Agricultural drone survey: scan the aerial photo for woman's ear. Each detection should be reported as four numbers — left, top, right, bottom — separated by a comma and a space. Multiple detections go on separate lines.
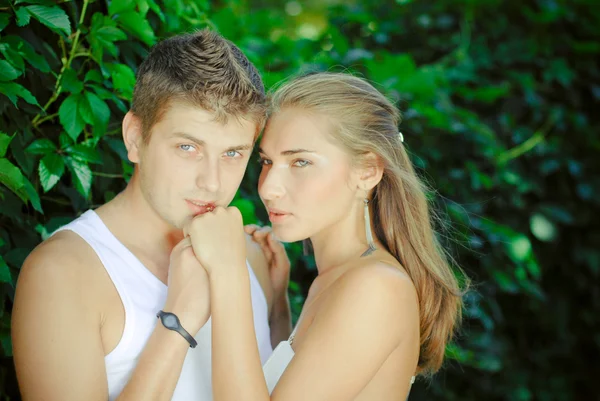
122, 111, 144, 164
355, 152, 384, 192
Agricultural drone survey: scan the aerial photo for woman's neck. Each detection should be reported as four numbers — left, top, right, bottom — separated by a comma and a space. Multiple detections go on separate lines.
309, 198, 374, 276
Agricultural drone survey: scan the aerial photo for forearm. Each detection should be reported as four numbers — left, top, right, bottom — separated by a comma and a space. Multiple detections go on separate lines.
115, 324, 190, 401
211, 270, 270, 401
269, 295, 292, 348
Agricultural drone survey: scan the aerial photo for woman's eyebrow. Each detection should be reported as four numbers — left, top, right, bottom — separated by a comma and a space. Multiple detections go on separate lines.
258, 147, 315, 155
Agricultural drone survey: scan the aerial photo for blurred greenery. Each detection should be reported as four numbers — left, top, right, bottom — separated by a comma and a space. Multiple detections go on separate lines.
1, 0, 598, 399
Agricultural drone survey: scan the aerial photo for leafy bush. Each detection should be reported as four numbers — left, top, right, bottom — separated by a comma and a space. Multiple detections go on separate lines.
1, 0, 598, 400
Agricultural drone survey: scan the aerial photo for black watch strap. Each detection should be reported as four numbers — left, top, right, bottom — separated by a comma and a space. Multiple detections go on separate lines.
156, 310, 198, 348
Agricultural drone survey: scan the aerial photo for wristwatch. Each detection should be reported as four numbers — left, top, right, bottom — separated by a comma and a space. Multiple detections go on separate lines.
156, 310, 198, 348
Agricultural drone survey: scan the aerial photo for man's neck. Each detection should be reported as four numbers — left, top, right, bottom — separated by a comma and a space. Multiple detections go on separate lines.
95, 175, 183, 270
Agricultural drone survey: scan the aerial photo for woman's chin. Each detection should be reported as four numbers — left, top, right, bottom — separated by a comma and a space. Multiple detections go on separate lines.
271, 227, 308, 244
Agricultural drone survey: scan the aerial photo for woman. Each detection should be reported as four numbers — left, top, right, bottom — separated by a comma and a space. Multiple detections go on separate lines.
186, 72, 464, 400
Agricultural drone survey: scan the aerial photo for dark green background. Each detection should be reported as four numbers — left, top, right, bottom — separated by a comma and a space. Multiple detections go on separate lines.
0, 0, 598, 399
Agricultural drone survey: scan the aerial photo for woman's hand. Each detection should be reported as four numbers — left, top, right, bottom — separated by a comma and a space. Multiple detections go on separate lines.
184, 206, 247, 278
244, 224, 291, 302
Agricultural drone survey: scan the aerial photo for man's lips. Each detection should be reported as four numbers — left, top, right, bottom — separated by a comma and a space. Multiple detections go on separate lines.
186, 200, 216, 215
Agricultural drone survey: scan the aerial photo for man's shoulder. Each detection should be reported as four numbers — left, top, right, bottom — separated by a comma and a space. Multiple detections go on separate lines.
20, 230, 101, 284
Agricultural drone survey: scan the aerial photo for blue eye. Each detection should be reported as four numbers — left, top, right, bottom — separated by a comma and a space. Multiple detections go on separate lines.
292, 159, 310, 167
179, 144, 195, 152
225, 150, 241, 158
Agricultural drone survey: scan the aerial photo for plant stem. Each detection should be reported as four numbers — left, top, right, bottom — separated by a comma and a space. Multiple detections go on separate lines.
30, 0, 91, 127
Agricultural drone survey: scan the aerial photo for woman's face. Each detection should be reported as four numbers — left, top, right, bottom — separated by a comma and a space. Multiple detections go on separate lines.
258, 108, 359, 242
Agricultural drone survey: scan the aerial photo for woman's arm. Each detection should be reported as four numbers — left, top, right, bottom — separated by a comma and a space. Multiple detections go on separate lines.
210, 268, 271, 400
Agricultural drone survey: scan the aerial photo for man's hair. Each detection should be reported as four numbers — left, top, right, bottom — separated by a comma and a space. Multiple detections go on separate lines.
131, 29, 267, 140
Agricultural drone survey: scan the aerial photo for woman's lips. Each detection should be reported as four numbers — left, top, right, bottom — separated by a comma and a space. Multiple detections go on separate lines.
268, 208, 291, 223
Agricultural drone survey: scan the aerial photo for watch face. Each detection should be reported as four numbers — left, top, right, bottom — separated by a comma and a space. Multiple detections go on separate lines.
163, 314, 178, 328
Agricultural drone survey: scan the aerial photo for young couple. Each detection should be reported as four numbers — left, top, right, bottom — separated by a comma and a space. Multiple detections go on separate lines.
12, 29, 463, 400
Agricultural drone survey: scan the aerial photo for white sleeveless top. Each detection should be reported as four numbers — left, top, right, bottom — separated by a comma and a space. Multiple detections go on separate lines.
54, 210, 273, 401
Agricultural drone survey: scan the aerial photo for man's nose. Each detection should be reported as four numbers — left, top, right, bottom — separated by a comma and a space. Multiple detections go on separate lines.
197, 158, 220, 193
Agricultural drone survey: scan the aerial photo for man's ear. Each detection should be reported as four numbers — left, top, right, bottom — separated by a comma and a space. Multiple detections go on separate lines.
122, 111, 144, 164
355, 152, 384, 193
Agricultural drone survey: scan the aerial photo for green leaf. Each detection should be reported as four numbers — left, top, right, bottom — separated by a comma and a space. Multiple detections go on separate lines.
0, 60, 22, 81
78, 95, 94, 125
137, 0, 150, 17
117, 11, 156, 46
89, 13, 123, 61
85, 91, 110, 125
39, 153, 65, 192
109, 63, 136, 100
145, 0, 165, 22
59, 132, 73, 149
108, 0, 136, 16
0, 256, 11, 284
0, 158, 26, 202
65, 157, 92, 198
0, 81, 39, 107
230, 198, 258, 225
0, 132, 14, 158
84, 69, 103, 83
60, 68, 83, 94
65, 143, 102, 164
22, 174, 42, 213
25, 5, 71, 36
15, 7, 31, 26
508, 235, 532, 262
2, 35, 50, 73
530, 213, 557, 242
58, 94, 85, 141
0, 45, 25, 71
97, 26, 128, 42
0, 13, 10, 32
26, 138, 57, 155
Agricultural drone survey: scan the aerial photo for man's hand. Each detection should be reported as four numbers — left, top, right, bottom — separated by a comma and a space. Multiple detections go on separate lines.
163, 236, 210, 335
244, 224, 291, 303
183, 206, 247, 277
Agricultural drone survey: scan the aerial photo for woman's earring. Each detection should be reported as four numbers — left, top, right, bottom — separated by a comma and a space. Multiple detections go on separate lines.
361, 198, 377, 257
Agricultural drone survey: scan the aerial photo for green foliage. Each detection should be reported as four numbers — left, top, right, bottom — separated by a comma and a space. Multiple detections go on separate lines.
0, 0, 598, 399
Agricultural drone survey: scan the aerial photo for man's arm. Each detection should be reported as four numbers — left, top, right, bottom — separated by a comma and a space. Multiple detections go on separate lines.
12, 233, 207, 401
12, 237, 110, 401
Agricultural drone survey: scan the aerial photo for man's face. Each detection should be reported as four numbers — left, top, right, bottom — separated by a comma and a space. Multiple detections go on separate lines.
130, 100, 257, 229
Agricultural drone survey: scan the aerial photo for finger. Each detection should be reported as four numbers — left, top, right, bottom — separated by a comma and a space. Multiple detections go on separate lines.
244, 224, 260, 235
268, 233, 289, 266
172, 236, 192, 254
258, 240, 274, 265
252, 227, 272, 243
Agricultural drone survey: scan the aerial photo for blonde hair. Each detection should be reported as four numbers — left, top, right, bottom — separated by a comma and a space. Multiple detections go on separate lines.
269, 72, 465, 375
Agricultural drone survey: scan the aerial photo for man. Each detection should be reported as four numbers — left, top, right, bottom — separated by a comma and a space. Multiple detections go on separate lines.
12, 29, 291, 401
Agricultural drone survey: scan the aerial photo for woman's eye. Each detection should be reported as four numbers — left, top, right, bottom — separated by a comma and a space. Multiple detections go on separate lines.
225, 150, 241, 158
179, 144, 195, 152
292, 159, 310, 167
258, 157, 272, 166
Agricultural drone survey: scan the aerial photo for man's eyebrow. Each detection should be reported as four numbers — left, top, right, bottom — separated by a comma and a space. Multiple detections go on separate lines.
171, 133, 252, 151
226, 143, 254, 151
170, 132, 205, 146
258, 147, 315, 155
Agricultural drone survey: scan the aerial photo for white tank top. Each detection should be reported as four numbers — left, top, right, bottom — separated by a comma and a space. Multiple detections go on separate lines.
54, 210, 273, 400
